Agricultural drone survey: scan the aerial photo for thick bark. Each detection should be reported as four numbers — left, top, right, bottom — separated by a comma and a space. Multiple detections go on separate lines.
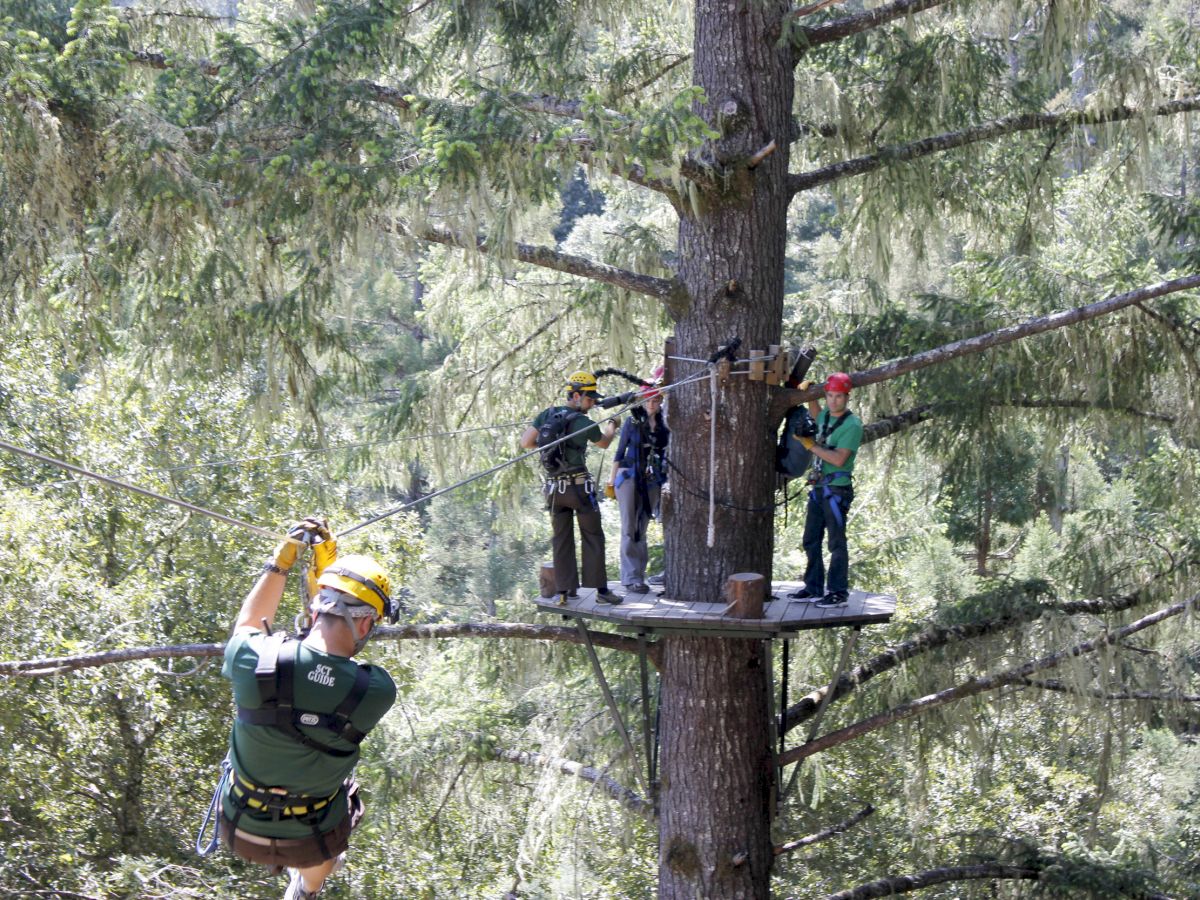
657, 0, 795, 896
659, 638, 774, 899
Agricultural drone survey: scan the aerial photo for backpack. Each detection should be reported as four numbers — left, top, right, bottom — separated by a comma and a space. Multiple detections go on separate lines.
536, 408, 584, 476
775, 406, 816, 478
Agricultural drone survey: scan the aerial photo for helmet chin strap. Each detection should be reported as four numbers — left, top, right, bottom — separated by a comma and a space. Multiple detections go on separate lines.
311, 588, 377, 653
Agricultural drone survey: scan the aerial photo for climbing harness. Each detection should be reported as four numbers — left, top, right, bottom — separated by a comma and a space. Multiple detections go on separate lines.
235, 632, 372, 758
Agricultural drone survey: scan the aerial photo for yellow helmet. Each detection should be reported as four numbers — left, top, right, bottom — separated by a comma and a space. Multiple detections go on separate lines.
316, 554, 392, 620
566, 371, 598, 394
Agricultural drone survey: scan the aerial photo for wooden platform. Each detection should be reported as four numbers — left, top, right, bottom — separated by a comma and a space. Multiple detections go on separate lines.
531, 581, 896, 637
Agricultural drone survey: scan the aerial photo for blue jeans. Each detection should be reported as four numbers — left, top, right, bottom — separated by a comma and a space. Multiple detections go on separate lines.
801, 483, 854, 595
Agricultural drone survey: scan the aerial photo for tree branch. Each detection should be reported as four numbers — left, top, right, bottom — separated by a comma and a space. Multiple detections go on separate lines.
406, 222, 689, 314
779, 591, 1199, 767
821, 863, 1041, 899
0, 622, 656, 678
772, 273, 1200, 409
1002, 398, 1175, 424
774, 805, 874, 857
861, 404, 933, 443
490, 748, 653, 817
129, 52, 691, 196
788, 98, 1200, 195
790, 0, 957, 54
782, 580, 1171, 733
1015, 678, 1200, 704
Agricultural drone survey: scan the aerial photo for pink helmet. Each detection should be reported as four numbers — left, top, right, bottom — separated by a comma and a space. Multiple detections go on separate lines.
825, 372, 852, 394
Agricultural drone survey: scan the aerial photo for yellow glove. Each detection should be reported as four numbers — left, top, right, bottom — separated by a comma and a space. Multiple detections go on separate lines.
270, 516, 334, 573
604, 483, 616, 500
798, 380, 812, 391
799, 436, 816, 451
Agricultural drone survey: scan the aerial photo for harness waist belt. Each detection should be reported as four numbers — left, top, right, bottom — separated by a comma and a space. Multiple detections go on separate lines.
548, 472, 591, 484
231, 771, 340, 819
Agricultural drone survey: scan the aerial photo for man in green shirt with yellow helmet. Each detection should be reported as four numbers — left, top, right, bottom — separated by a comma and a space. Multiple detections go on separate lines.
219, 517, 397, 900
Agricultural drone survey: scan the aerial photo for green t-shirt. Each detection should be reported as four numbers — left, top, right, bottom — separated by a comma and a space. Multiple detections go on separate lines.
221, 629, 396, 837
532, 405, 603, 472
816, 409, 863, 485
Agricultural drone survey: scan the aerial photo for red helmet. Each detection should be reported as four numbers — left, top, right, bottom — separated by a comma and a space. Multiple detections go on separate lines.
639, 384, 662, 401
825, 372, 852, 394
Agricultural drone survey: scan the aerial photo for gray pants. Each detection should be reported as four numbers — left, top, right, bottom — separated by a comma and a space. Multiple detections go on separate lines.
547, 478, 607, 593
615, 471, 660, 587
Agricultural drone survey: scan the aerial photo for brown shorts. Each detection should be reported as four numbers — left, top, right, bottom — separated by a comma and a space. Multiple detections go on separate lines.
220, 780, 365, 870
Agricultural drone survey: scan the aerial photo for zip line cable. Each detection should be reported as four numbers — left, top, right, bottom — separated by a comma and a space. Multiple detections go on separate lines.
0, 438, 289, 543
336, 368, 716, 537
161, 420, 531, 473
0, 365, 727, 545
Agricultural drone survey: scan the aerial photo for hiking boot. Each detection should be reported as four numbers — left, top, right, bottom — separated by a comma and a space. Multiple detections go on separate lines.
815, 591, 849, 608
625, 583, 651, 594
283, 870, 320, 900
597, 588, 622, 604
788, 586, 823, 600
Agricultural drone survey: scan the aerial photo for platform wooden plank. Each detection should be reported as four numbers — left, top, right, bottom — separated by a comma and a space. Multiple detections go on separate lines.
532, 580, 896, 635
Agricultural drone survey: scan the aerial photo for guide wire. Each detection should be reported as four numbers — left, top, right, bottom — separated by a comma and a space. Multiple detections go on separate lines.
0, 438, 293, 544
336, 369, 715, 538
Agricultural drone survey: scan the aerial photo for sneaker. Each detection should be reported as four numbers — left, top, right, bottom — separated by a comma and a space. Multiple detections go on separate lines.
597, 589, 622, 605
283, 870, 320, 900
788, 587, 823, 600
647, 573, 665, 586
815, 591, 849, 608
625, 583, 651, 594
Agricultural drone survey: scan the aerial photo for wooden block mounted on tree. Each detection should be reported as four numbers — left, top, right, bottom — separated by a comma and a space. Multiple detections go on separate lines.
722, 573, 766, 619
539, 563, 557, 599
748, 349, 766, 381
768, 348, 787, 386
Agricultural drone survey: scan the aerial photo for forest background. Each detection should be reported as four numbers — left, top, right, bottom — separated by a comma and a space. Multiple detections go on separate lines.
0, 0, 1198, 898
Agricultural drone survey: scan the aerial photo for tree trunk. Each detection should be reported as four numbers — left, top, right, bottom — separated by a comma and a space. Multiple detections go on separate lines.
659, 638, 774, 899
658, 0, 793, 896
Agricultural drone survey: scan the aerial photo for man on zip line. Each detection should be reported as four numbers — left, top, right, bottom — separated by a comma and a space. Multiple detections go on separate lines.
219, 517, 398, 900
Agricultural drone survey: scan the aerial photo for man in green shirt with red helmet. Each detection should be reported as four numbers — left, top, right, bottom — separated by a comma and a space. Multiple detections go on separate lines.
792, 372, 863, 607
219, 516, 397, 900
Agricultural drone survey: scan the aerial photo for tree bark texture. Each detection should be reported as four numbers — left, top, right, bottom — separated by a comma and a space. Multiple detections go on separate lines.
659, 637, 774, 899
658, 1, 794, 896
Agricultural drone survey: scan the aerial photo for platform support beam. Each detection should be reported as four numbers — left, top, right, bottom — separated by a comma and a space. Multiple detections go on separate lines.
638, 632, 658, 802
575, 619, 648, 796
